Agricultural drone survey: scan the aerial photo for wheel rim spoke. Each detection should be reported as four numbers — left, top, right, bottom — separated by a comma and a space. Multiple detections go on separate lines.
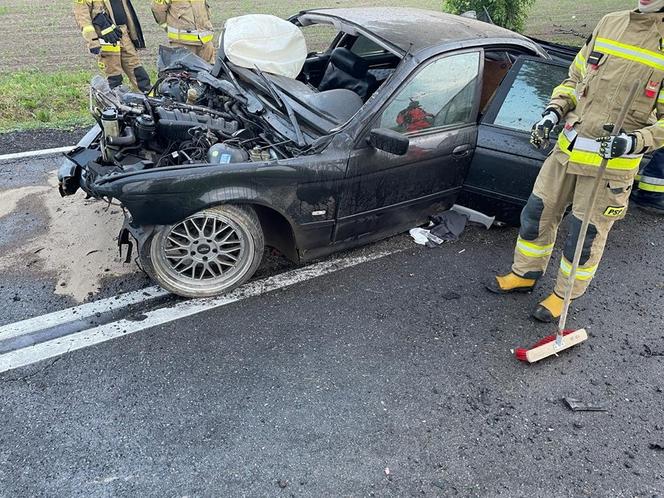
161, 213, 248, 283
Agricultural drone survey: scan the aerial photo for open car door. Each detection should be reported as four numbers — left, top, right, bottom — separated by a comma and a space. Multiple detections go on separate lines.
457, 56, 570, 225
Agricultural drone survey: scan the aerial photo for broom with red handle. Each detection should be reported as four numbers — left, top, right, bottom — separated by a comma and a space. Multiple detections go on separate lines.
515, 81, 641, 363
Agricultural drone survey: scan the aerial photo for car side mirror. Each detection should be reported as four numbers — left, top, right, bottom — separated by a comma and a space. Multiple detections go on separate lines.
368, 128, 409, 156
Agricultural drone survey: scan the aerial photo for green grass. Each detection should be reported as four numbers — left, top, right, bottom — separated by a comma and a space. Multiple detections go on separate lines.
0, 0, 630, 133
0, 71, 95, 133
0, 67, 160, 133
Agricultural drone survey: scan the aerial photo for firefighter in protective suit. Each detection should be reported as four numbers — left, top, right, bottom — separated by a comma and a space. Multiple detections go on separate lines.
73, 0, 151, 92
488, 1, 664, 322
151, 0, 215, 63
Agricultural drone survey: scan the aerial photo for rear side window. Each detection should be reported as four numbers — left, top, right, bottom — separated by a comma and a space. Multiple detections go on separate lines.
351, 35, 389, 57
492, 59, 569, 132
379, 51, 480, 134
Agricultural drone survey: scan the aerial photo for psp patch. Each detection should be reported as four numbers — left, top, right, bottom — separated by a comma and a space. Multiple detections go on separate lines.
603, 206, 625, 217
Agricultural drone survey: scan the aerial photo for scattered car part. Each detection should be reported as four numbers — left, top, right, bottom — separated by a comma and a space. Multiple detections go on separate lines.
563, 398, 608, 412
450, 205, 495, 229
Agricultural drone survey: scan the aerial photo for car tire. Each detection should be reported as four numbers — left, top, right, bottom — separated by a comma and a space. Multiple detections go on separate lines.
140, 204, 264, 298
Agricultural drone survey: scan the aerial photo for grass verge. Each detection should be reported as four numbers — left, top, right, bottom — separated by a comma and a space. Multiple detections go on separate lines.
0, 70, 95, 133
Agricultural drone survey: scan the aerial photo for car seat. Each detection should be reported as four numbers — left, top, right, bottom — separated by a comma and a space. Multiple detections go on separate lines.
318, 47, 377, 100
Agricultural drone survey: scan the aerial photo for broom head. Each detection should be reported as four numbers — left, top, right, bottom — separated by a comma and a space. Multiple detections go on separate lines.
515, 329, 588, 363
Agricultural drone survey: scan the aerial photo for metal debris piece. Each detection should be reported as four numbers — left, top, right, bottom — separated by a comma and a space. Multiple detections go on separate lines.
563, 397, 608, 412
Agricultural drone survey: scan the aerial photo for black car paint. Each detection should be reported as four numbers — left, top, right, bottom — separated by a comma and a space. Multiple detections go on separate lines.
60, 10, 571, 264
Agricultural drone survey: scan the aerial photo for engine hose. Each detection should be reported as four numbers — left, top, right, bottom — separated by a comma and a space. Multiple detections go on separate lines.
107, 125, 136, 146
149, 94, 231, 119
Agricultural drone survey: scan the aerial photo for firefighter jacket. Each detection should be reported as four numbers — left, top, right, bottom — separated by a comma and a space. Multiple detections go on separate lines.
74, 0, 146, 52
151, 0, 214, 46
549, 10, 664, 180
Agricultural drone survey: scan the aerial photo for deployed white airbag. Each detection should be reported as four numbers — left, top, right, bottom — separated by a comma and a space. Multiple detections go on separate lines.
223, 14, 307, 79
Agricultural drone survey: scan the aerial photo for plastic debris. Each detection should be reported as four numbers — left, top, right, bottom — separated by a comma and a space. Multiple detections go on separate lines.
409, 227, 443, 247
451, 204, 495, 229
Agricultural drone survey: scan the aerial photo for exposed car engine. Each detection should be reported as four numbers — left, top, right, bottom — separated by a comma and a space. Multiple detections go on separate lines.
88, 68, 296, 174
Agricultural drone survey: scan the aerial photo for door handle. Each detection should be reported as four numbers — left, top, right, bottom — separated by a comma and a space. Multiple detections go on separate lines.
453, 144, 472, 157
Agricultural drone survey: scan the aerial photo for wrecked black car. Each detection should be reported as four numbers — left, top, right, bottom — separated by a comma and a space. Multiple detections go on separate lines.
59, 7, 576, 298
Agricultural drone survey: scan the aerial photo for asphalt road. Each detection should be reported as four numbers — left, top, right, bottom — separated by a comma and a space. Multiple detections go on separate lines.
0, 152, 663, 496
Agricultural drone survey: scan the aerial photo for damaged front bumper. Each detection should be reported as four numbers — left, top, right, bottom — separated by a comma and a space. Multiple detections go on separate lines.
57, 125, 105, 197
57, 124, 150, 263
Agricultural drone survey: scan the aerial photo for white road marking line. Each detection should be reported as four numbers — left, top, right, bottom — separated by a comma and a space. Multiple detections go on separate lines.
0, 146, 73, 162
0, 286, 168, 341
0, 250, 396, 374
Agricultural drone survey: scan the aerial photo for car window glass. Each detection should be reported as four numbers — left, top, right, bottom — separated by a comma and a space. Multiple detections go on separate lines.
351, 35, 388, 57
379, 51, 480, 134
493, 59, 569, 132
300, 24, 340, 53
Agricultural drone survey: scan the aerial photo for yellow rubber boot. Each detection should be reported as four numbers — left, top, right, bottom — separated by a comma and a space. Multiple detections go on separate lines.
486, 272, 537, 294
532, 293, 565, 323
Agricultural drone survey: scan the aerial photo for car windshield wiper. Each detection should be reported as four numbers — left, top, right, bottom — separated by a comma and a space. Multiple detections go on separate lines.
252, 66, 306, 147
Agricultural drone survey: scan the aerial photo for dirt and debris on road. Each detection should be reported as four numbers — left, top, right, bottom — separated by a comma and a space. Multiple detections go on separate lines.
0, 161, 136, 304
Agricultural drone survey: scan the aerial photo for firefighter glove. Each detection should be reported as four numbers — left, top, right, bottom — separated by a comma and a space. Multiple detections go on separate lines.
596, 130, 636, 159
89, 46, 101, 55
92, 12, 123, 44
530, 109, 560, 149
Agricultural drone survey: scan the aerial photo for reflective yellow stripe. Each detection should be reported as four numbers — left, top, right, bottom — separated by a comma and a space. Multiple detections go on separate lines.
639, 181, 664, 192
167, 28, 213, 43
560, 259, 598, 281
100, 25, 117, 36
638, 175, 664, 192
657, 119, 664, 129
574, 52, 587, 77
553, 84, 578, 106
82, 25, 96, 34
516, 237, 554, 258
558, 133, 642, 171
658, 89, 664, 105
595, 37, 664, 71
570, 149, 641, 170
100, 44, 121, 53
635, 174, 642, 182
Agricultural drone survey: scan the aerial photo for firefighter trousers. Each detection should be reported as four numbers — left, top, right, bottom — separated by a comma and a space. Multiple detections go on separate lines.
633, 148, 664, 212
168, 40, 216, 64
511, 147, 632, 299
97, 26, 151, 92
